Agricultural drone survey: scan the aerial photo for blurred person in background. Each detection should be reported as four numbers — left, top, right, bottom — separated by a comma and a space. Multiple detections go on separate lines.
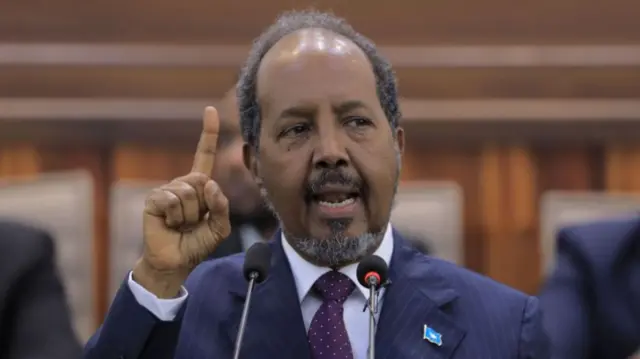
0, 220, 82, 359
539, 215, 640, 359
202, 86, 279, 258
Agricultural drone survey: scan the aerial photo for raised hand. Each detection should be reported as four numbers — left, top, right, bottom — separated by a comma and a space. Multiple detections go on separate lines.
133, 107, 231, 297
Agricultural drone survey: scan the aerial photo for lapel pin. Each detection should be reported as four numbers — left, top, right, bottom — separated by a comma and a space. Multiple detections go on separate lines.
423, 325, 443, 346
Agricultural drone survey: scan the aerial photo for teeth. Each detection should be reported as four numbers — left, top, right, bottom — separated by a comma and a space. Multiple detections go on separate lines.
318, 198, 355, 208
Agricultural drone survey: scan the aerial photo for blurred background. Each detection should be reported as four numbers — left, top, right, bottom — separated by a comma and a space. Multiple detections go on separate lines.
1, 0, 640, 345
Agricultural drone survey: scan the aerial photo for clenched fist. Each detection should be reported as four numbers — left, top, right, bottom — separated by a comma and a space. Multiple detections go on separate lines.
133, 107, 232, 298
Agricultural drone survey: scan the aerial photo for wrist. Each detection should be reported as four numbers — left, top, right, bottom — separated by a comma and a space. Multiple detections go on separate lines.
132, 258, 188, 299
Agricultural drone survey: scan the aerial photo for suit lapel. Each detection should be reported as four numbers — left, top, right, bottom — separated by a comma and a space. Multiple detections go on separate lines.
226, 231, 310, 359
376, 231, 466, 359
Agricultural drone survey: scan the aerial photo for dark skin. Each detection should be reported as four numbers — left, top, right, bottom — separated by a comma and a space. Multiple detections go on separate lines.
244, 29, 404, 267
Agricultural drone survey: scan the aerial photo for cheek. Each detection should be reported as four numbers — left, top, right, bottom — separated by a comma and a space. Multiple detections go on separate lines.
259, 155, 306, 206
358, 149, 398, 200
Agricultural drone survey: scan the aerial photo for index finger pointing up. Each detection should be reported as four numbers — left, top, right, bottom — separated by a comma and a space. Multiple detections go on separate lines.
192, 106, 220, 175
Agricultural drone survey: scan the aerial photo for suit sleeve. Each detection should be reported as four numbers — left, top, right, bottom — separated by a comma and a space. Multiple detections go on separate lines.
538, 230, 592, 359
518, 296, 550, 359
7, 232, 83, 359
83, 277, 184, 359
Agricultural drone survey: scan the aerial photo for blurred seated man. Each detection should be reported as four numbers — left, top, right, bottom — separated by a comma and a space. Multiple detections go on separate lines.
206, 87, 278, 258
539, 215, 640, 359
0, 220, 82, 359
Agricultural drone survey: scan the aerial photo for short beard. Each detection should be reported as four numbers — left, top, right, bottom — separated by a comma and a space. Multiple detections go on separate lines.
285, 221, 385, 268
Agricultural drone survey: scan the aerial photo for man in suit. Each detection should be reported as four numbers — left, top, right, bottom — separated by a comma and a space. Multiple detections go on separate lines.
0, 220, 82, 359
539, 216, 640, 359
209, 87, 278, 258
84, 10, 549, 359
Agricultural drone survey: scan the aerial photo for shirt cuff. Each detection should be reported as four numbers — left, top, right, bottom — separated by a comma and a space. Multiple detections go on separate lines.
127, 271, 188, 321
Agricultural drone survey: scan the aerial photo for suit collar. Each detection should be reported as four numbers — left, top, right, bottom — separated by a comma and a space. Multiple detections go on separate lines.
375, 229, 466, 359
282, 223, 394, 302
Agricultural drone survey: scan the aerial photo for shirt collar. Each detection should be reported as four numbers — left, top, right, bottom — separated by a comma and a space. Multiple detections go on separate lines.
239, 225, 265, 250
281, 224, 394, 302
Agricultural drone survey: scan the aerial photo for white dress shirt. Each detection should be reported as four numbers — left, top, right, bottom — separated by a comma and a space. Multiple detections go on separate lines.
128, 224, 394, 359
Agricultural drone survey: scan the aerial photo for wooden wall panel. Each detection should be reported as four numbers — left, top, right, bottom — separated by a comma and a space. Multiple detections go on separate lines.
0, 144, 40, 177
112, 144, 194, 181
4, 66, 640, 99
605, 145, 640, 192
402, 146, 484, 273
1, 0, 639, 44
485, 147, 539, 293
401, 143, 609, 294
537, 147, 603, 191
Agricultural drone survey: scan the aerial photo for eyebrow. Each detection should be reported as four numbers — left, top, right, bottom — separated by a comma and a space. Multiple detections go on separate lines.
332, 100, 368, 115
277, 100, 370, 121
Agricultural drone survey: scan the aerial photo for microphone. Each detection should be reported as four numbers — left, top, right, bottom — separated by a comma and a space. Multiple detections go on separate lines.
232, 242, 272, 359
357, 255, 389, 359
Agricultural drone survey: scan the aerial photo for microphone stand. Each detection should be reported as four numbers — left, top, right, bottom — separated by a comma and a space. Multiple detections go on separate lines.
366, 276, 380, 359
232, 271, 258, 359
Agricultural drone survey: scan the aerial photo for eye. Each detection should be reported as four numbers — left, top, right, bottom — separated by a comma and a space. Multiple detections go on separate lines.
344, 116, 373, 128
281, 123, 311, 137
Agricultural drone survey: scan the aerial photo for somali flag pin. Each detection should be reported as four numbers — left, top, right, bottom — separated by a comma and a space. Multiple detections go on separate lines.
423, 325, 443, 346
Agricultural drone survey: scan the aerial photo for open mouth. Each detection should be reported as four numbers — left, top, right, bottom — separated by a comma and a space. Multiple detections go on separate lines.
308, 188, 362, 219
312, 192, 360, 208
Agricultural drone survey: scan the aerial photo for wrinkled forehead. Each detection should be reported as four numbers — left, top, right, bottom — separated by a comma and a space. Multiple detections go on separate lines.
255, 28, 379, 115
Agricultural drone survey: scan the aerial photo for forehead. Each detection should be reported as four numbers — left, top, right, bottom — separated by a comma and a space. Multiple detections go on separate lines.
256, 29, 379, 114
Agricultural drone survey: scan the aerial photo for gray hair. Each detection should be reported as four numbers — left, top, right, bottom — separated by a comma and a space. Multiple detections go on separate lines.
237, 9, 401, 149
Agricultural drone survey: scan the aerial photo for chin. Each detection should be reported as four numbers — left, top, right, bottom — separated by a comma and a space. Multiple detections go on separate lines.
310, 220, 363, 239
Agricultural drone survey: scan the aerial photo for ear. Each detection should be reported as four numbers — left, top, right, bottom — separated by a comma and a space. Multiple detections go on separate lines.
394, 127, 405, 154
243, 143, 262, 187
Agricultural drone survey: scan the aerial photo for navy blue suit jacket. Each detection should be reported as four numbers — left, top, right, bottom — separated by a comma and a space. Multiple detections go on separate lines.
539, 216, 640, 359
84, 230, 548, 358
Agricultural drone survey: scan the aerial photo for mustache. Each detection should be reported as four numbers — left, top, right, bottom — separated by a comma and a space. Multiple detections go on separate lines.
306, 169, 363, 194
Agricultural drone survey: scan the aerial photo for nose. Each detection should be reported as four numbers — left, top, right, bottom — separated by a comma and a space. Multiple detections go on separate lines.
312, 129, 349, 169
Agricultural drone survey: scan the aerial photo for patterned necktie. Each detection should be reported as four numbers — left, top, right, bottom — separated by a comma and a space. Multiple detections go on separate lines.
308, 271, 356, 359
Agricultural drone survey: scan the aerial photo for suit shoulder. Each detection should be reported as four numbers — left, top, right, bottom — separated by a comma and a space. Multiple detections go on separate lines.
0, 220, 53, 256
557, 215, 640, 267
425, 257, 532, 326
430, 257, 529, 301
185, 252, 246, 292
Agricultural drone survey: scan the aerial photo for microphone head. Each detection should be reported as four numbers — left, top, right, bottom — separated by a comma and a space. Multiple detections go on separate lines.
356, 255, 389, 288
242, 242, 272, 283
